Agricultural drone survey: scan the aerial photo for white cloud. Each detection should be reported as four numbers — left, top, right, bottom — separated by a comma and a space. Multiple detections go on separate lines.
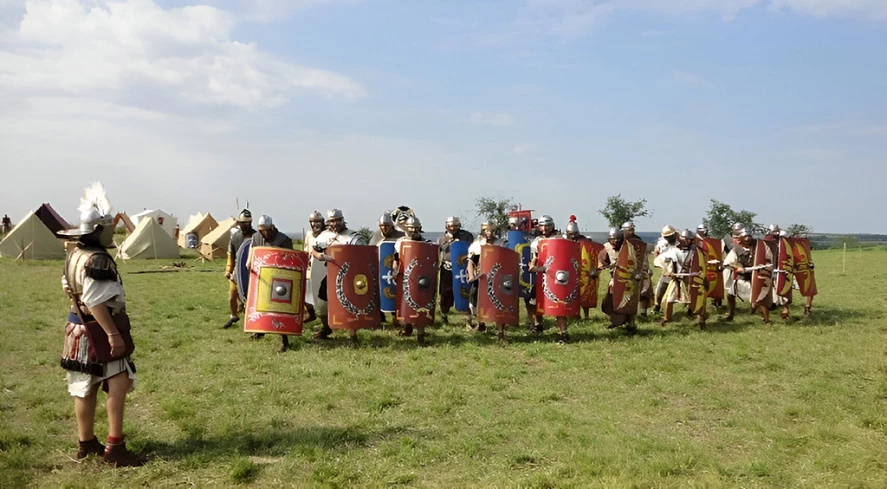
515, 0, 887, 41
209, 0, 358, 23
470, 111, 515, 126
671, 69, 713, 87
0, 0, 364, 110
855, 125, 887, 135
512, 143, 536, 154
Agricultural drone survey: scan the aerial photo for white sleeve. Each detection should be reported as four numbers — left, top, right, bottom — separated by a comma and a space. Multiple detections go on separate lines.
81, 275, 126, 311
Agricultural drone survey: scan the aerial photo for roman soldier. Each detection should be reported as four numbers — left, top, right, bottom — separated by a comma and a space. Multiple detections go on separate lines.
393, 216, 434, 346
58, 183, 145, 467
527, 214, 572, 342
723, 228, 772, 322
652, 225, 678, 313
370, 212, 404, 325
310, 209, 368, 343
249, 215, 295, 351
465, 221, 506, 334
599, 227, 635, 330
369, 212, 404, 246
304, 211, 325, 324
222, 209, 255, 329
563, 216, 602, 320
621, 221, 653, 318
764, 224, 792, 320
437, 216, 474, 325
659, 229, 707, 329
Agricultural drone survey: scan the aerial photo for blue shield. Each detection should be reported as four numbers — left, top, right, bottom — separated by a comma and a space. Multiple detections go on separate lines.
508, 230, 535, 298
378, 242, 397, 313
450, 240, 471, 312
235, 239, 252, 303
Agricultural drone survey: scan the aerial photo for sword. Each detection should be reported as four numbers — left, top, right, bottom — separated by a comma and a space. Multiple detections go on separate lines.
672, 272, 701, 277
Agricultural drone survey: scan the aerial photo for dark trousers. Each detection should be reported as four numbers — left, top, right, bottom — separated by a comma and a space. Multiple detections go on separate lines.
439, 268, 454, 314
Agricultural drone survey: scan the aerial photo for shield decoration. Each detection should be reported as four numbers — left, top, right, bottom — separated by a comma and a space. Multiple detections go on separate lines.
578, 239, 604, 308
750, 240, 772, 308
702, 238, 724, 300
789, 237, 817, 297
612, 239, 646, 315
774, 237, 794, 298
507, 230, 535, 298
244, 246, 308, 336
687, 246, 707, 315
235, 239, 252, 303
326, 244, 379, 330
450, 240, 471, 312
378, 242, 397, 312
396, 241, 439, 326
536, 238, 581, 317
477, 245, 520, 325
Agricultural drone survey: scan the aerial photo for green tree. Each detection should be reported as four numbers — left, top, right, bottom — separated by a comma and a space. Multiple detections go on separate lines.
355, 226, 373, 244
474, 196, 514, 235
786, 223, 814, 237
702, 200, 763, 238
598, 194, 651, 228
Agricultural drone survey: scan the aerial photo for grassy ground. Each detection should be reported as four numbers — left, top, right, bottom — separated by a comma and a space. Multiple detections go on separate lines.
1, 248, 885, 487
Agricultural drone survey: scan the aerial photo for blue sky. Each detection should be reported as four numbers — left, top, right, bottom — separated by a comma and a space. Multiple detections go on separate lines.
0, 0, 884, 234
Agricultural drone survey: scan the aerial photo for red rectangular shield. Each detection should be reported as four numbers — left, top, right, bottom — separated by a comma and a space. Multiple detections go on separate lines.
789, 237, 817, 297
578, 240, 604, 308
536, 238, 581, 318
702, 237, 724, 300
775, 237, 794, 299
244, 246, 308, 335
611, 239, 646, 315
327, 244, 380, 330
751, 241, 771, 308
477, 245, 520, 325
396, 241, 439, 326
688, 246, 707, 315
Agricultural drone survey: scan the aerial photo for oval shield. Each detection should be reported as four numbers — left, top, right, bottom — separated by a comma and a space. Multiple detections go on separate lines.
536, 237, 581, 317
451, 240, 471, 312
327, 244, 380, 330
477, 245, 521, 325
396, 240, 439, 326
235, 239, 252, 303
378, 242, 397, 312
244, 246, 308, 335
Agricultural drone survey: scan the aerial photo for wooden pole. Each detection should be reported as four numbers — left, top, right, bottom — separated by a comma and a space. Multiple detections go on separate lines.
842, 242, 846, 275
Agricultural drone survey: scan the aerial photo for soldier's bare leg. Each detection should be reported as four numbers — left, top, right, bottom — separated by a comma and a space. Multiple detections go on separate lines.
305, 303, 317, 323
556, 317, 568, 342
725, 295, 736, 321
661, 302, 674, 327
75, 385, 99, 442
223, 283, 239, 328
804, 295, 813, 316
313, 315, 332, 339
757, 304, 771, 324
105, 372, 133, 439
279, 335, 289, 352
349, 329, 358, 346
582, 306, 590, 319
416, 325, 427, 346
497, 323, 506, 341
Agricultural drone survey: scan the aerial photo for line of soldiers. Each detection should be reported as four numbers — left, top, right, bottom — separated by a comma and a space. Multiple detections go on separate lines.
223, 209, 818, 349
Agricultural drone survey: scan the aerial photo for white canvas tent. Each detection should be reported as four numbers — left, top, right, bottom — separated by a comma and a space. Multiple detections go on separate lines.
131, 209, 178, 238
178, 212, 218, 248
200, 217, 237, 260
118, 217, 180, 260
0, 211, 66, 260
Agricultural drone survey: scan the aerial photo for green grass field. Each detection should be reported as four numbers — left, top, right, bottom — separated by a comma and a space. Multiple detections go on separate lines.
1, 248, 886, 487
